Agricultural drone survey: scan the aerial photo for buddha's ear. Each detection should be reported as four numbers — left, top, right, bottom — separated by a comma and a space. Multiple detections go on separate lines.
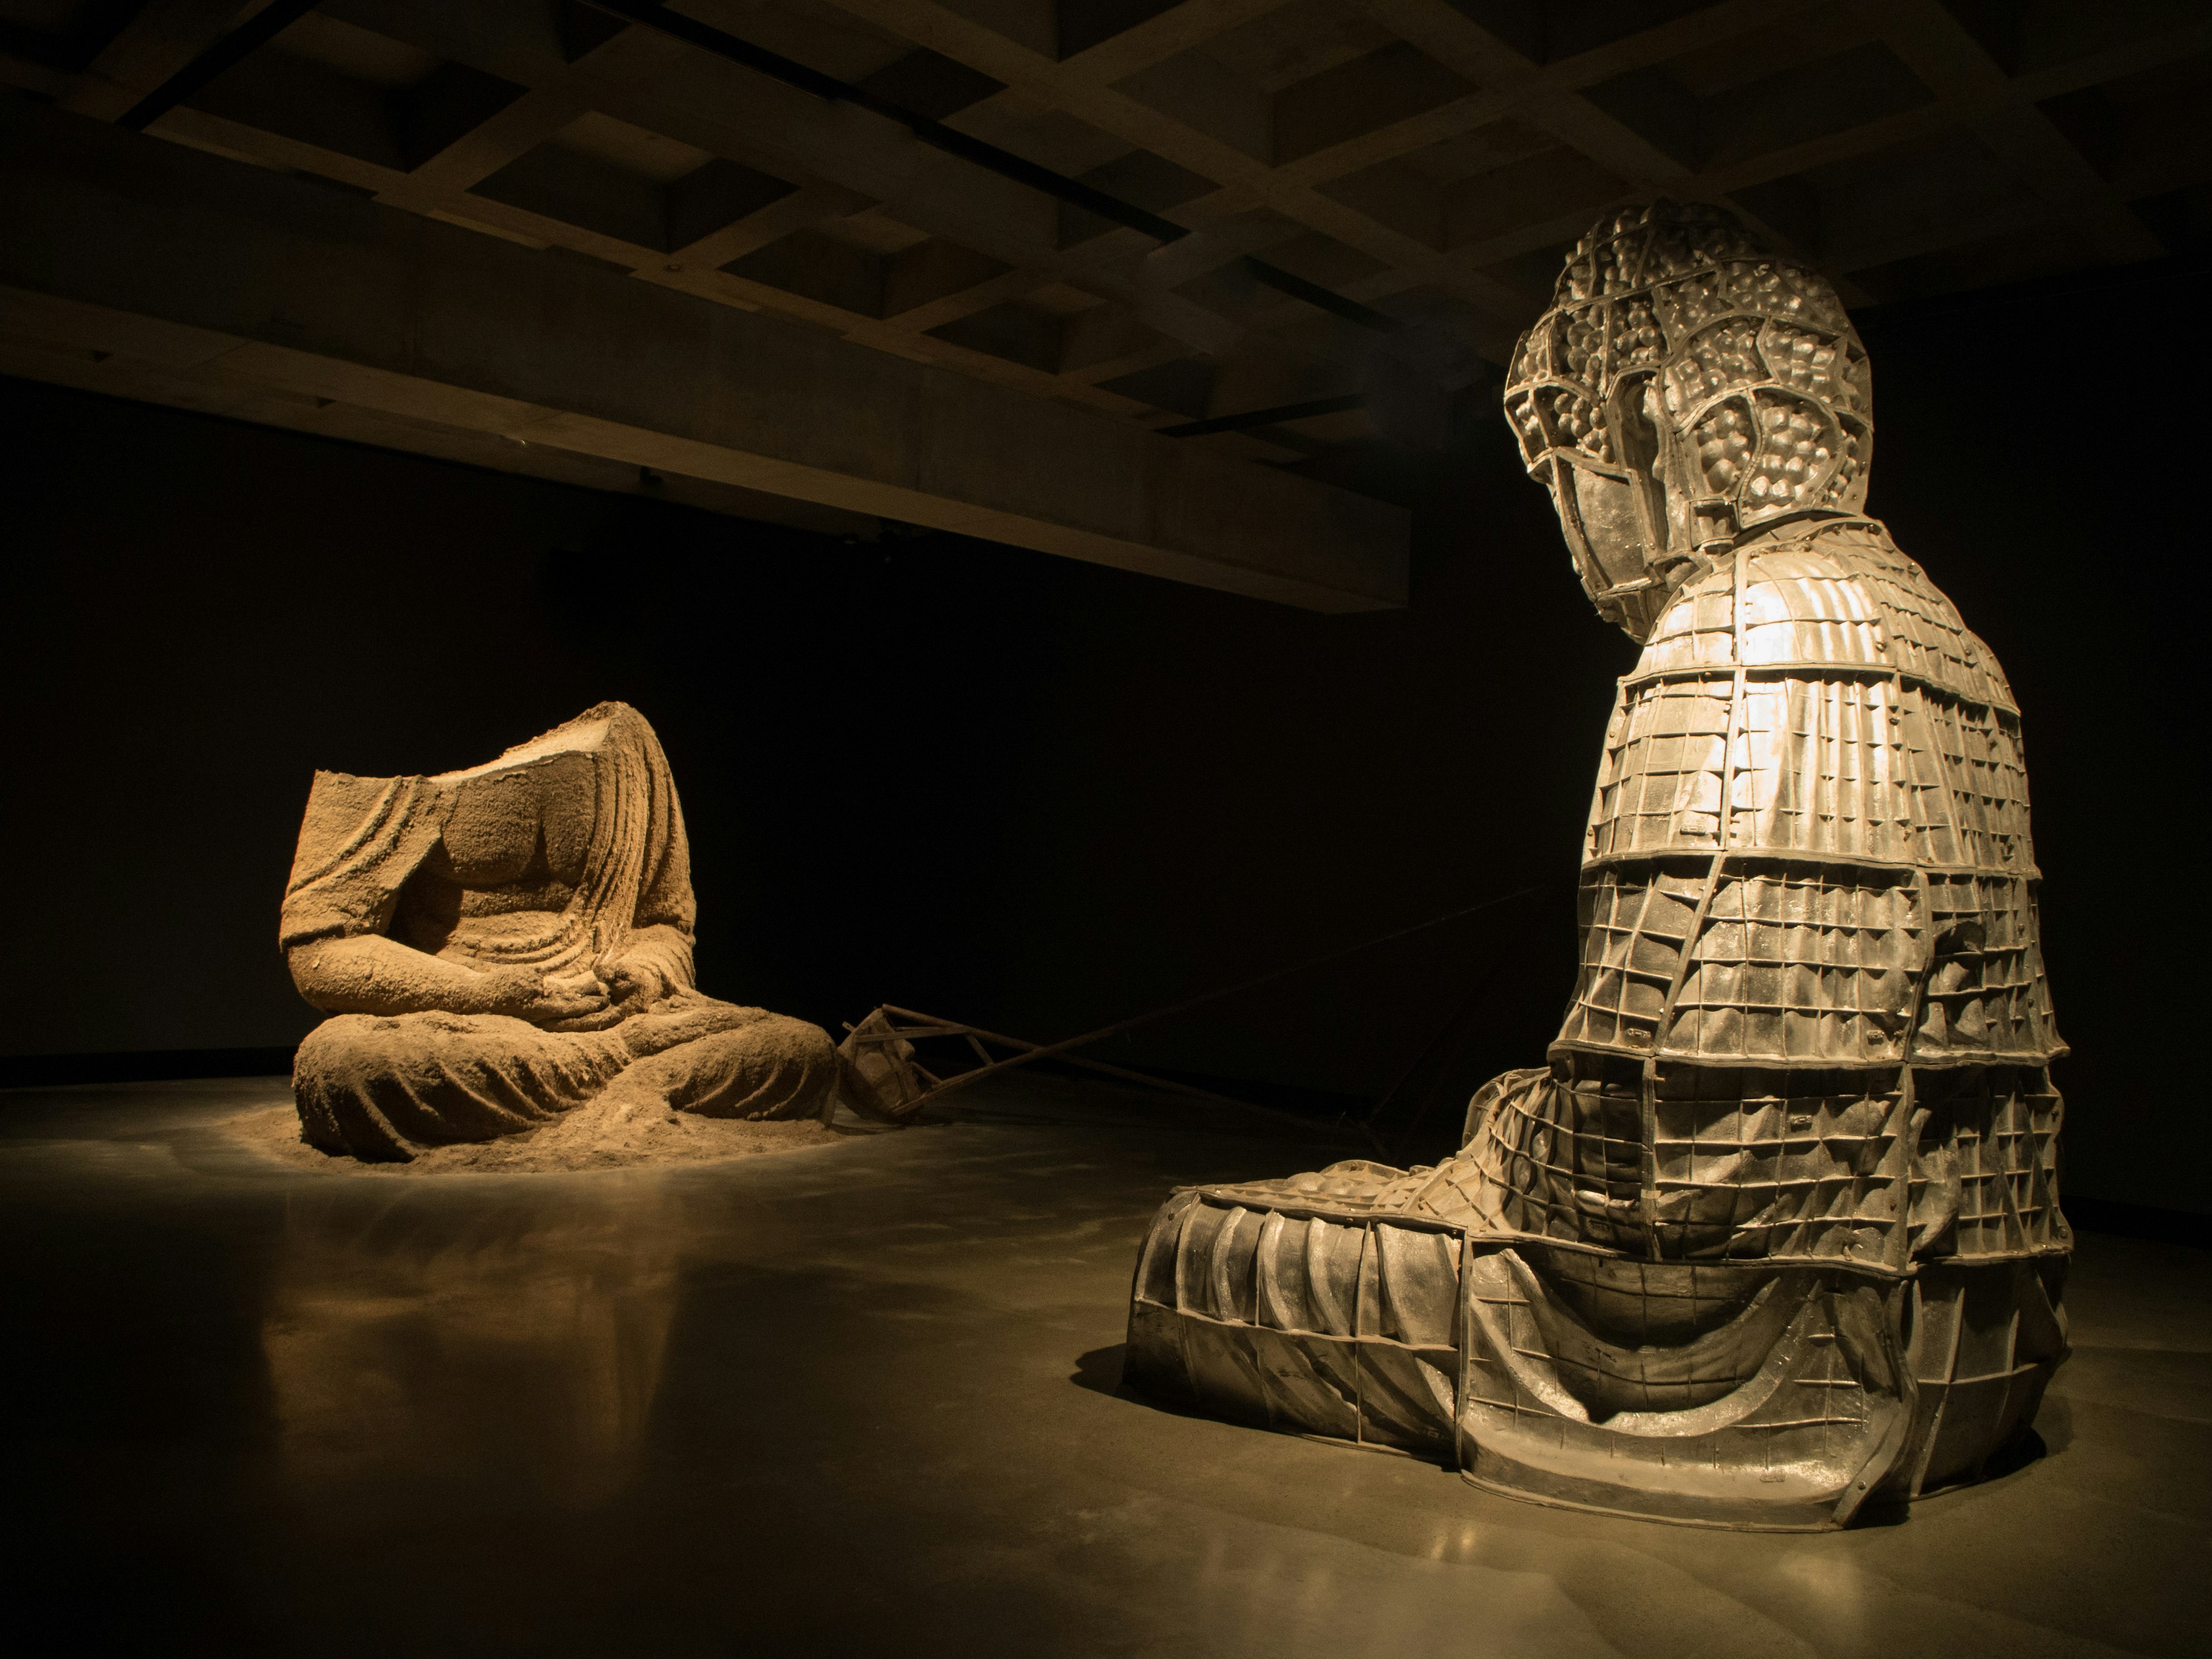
1606, 372, 1672, 559
1542, 453, 1613, 612
1550, 461, 1662, 636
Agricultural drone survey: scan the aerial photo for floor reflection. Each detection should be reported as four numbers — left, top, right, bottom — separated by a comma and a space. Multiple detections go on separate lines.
259, 1173, 682, 1509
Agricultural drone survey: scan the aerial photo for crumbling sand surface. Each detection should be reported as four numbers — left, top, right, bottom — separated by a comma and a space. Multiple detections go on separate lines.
222, 1096, 845, 1175
280, 704, 853, 1161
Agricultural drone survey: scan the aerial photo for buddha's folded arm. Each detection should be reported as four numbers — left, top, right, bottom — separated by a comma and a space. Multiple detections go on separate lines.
279, 771, 446, 951
287, 933, 613, 1024
588, 923, 696, 1016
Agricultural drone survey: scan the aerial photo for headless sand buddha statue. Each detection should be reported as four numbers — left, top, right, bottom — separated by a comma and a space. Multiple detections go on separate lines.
282, 702, 851, 1161
1124, 203, 2070, 1529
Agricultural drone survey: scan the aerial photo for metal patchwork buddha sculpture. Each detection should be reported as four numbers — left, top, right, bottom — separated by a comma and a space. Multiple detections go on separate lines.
1124, 202, 2070, 1528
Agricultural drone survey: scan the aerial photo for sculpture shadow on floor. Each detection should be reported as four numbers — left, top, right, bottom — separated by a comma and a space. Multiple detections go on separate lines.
1070, 1339, 2058, 1530
1068, 1344, 1292, 1430
1978, 1425, 2054, 1483
1071, 1344, 1126, 1397
1854, 1424, 2055, 1527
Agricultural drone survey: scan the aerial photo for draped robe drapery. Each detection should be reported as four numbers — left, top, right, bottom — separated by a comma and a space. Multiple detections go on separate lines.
281, 703, 844, 1161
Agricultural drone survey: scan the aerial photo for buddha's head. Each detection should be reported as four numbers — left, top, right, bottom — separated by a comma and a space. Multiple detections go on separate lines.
1504, 201, 1873, 639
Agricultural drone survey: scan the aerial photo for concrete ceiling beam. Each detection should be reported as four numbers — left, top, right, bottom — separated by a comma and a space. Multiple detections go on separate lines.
1855, 0, 2166, 265
0, 99, 1405, 613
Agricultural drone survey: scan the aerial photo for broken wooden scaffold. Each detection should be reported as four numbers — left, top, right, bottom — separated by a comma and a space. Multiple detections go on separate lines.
832, 887, 1541, 1138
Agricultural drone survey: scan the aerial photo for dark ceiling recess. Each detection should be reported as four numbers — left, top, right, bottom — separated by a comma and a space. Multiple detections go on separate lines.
0, 0, 141, 73
1157, 395, 1369, 438
115, 0, 325, 131
26, 0, 2204, 475
579, 0, 1404, 336
93, 0, 1410, 353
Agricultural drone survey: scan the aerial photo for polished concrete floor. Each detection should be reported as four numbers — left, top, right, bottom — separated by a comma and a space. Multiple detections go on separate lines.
1, 1075, 2206, 1658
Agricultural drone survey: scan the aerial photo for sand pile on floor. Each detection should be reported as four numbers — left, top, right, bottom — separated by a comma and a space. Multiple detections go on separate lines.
224, 1095, 846, 1175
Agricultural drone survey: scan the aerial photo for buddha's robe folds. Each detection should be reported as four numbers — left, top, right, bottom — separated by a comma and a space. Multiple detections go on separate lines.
281, 703, 844, 1161
1127, 520, 2071, 1527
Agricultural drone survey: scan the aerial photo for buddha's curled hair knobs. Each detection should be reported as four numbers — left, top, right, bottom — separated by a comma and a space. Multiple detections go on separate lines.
1504, 200, 1873, 535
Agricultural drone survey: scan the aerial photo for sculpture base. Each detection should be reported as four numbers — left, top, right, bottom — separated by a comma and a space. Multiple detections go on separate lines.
1126, 1188, 2067, 1531
222, 1099, 846, 1175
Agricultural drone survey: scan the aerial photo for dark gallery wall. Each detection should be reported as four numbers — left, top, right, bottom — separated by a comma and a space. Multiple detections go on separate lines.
0, 367, 1612, 1127
1, 254, 2198, 1211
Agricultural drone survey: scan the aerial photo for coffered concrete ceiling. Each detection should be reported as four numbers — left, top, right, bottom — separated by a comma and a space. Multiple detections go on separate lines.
3, 0, 2206, 600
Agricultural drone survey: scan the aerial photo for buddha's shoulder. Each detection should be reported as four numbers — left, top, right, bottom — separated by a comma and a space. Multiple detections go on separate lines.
289, 769, 445, 888
300, 767, 425, 824
1640, 518, 2016, 710
1736, 514, 1919, 581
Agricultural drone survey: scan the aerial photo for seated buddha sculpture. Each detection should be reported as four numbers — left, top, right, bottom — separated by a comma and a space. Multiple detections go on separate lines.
1126, 203, 2070, 1528
281, 702, 851, 1161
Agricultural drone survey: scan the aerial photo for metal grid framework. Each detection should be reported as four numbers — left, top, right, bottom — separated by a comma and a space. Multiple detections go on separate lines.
1122, 200, 2073, 1524
5, 0, 2208, 471
1459, 1056, 1918, 1261
1498, 505, 2067, 1282
1128, 1190, 1469, 1457
1463, 1253, 1862, 1422
1127, 1178, 1936, 1525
